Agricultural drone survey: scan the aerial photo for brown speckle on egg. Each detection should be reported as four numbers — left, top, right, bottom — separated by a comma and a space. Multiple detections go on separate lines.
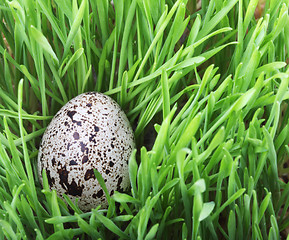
37, 92, 135, 211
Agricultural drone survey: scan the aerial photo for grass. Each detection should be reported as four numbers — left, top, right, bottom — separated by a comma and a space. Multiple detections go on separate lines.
0, 0, 289, 239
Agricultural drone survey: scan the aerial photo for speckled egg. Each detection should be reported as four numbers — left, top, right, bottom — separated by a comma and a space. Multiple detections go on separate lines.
37, 92, 135, 211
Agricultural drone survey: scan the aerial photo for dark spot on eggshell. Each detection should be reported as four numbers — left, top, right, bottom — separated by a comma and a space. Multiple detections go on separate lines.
69, 160, 78, 166
94, 126, 99, 132
67, 110, 82, 126
55, 112, 61, 118
67, 143, 71, 150
109, 161, 114, 167
80, 142, 88, 154
89, 134, 97, 143
67, 110, 77, 120
96, 189, 104, 198
117, 177, 123, 187
67, 179, 84, 196
73, 132, 80, 140
51, 158, 56, 166
82, 155, 88, 164
57, 165, 83, 196
84, 169, 95, 181
105, 169, 110, 174
57, 165, 69, 190
46, 170, 55, 187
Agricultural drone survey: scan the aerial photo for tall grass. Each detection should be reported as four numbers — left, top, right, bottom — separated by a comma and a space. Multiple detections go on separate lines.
0, 0, 289, 239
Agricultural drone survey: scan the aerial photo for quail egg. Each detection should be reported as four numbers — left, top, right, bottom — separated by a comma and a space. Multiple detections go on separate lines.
37, 92, 135, 211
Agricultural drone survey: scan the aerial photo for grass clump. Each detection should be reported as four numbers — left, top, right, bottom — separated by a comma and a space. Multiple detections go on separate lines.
1, 0, 289, 239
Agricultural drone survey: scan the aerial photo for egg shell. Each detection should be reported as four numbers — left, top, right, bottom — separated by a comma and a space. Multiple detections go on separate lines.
37, 92, 135, 211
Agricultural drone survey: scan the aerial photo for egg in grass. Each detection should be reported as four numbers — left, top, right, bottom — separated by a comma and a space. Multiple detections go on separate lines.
37, 92, 135, 211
